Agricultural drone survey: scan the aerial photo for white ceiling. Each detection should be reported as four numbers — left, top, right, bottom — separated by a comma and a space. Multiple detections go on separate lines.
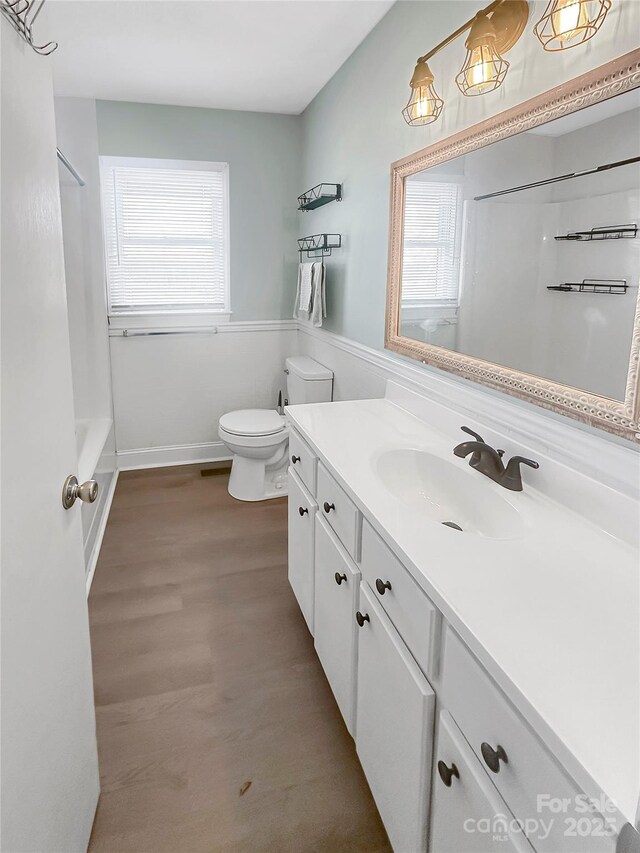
47, 0, 394, 114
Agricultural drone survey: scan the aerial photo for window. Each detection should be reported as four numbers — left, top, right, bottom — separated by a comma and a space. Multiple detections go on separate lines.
401, 180, 462, 305
100, 157, 229, 317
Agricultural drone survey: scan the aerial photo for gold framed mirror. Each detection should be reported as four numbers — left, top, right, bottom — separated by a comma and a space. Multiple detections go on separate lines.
385, 49, 640, 442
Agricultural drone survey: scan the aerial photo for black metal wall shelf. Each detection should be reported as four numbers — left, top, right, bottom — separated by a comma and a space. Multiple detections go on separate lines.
298, 183, 342, 211
555, 224, 637, 242
298, 233, 342, 259
547, 279, 628, 295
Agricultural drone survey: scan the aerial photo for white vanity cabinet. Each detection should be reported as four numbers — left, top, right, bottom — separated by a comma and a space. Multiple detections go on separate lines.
431, 711, 534, 853
287, 468, 317, 633
355, 584, 435, 853
285, 427, 631, 853
313, 515, 360, 734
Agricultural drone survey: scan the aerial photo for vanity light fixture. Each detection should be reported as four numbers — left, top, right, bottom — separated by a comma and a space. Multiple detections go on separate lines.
455, 11, 510, 96
534, 0, 611, 50
402, 0, 529, 125
403, 0, 613, 125
402, 59, 444, 126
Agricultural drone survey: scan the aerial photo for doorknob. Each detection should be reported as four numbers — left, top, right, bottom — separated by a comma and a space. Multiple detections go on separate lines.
62, 475, 98, 510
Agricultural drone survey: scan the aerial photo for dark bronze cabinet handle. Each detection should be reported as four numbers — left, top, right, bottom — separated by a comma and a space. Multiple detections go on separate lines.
437, 761, 460, 787
481, 743, 508, 773
355, 611, 370, 627
375, 578, 392, 595
291, 455, 300, 464
298, 506, 308, 516
334, 572, 347, 585
323, 501, 335, 513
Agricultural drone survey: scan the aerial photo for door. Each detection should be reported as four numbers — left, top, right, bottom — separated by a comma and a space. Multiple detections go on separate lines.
355, 584, 435, 853
287, 468, 317, 632
313, 516, 360, 735
1, 22, 100, 852
430, 712, 534, 853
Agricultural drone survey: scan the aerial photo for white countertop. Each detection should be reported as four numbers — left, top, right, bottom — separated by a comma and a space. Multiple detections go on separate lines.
286, 396, 640, 826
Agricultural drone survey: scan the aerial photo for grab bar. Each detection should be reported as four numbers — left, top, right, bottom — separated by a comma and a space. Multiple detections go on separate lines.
109, 328, 220, 337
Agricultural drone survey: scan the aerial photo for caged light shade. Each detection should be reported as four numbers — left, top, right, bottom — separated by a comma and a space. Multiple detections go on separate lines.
455, 11, 510, 96
534, 0, 611, 50
402, 59, 444, 126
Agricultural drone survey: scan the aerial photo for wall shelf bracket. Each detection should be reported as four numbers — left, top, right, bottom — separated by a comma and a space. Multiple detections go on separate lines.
298, 233, 342, 259
298, 183, 342, 211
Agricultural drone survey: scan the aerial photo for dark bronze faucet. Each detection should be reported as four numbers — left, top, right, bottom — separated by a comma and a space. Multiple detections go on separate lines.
453, 426, 539, 492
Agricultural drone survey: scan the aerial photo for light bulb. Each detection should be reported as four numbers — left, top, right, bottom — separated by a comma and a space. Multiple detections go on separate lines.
455, 13, 509, 97
415, 87, 436, 118
402, 59, 444, 126
466, 45, 502, 93
551, 0, 589, 43
534, 0, 611, 51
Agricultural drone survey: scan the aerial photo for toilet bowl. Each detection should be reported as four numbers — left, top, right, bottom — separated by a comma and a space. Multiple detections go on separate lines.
218, 409, 288, 501
218, 356, 333, 502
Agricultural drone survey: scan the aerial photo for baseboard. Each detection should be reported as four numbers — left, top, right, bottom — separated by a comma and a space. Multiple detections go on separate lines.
85, 469, 119, 597
116, 441, 232, 471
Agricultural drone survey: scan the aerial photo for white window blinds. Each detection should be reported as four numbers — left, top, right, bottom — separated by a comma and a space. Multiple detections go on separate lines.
101, 159, 229, 315
401, 180, 461, 304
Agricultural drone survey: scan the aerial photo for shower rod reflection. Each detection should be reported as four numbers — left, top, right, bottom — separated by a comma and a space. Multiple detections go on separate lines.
474, 155, 640, 202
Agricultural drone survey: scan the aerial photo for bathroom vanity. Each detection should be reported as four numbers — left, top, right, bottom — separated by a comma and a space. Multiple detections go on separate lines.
286, 383, 639, 853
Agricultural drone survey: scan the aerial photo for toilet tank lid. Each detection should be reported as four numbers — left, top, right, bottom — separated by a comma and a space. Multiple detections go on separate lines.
286, 356, 333, 381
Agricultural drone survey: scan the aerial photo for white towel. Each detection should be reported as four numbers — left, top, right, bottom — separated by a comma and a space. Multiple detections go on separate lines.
293, 263, 314, 320
310, 262, 326, 327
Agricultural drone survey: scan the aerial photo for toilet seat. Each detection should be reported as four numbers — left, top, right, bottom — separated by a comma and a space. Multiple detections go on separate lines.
218, 409, 285, 437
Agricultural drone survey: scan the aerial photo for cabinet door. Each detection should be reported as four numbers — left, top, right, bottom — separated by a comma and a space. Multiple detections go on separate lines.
287, 469, 317, 633
355, 584, 435, 853
314, 516, 360, 735
431, 712, 534, 853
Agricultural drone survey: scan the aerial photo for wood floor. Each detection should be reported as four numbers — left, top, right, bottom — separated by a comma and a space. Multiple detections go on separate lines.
87, 465, 390, 853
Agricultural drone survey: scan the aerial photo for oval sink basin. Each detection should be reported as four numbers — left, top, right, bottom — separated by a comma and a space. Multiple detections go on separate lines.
376, 449, 524, 540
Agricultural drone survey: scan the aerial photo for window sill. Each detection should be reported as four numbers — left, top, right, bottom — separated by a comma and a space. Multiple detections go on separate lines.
108, 311, 232, 332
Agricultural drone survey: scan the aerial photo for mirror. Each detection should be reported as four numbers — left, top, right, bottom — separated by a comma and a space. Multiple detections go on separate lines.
386, 53, 640, 441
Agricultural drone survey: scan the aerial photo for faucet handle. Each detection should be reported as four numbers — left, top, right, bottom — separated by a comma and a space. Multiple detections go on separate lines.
461, 425, 485, 444
501, 456, 540, 491
517, 457, 539, 470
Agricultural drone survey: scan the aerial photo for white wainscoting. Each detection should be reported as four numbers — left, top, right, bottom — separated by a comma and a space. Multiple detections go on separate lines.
110, 317, 639, 501
111, 320, 298, 470
296, 324, 640, 502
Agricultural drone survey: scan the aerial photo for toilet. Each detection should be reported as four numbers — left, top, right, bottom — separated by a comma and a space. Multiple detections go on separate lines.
218, 356, 333, 501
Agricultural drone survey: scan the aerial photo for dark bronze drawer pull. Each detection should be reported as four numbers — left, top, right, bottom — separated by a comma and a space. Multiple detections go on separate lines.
291, 455, 300, 464
375, 578, 392, 595
355, 611, 370, 627
298, 506, 308, 516
323, 501, 335, 513
437, 761, 460, 787
481, 742, 508, 773
334, 572, 347, 585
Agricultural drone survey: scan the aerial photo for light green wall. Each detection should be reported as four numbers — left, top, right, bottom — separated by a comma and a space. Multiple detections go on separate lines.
300, 0, 640, 349
96, 100, 302, 321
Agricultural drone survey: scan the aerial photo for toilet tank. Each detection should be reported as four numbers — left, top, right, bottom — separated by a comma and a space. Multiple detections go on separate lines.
285, 356, 333, 404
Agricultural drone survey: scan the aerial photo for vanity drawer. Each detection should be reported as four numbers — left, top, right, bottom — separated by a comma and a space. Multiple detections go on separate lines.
441, 626, 618, 853
289, 429, 316, 495
361, 520, 439, 679
316, 463, 360, 560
